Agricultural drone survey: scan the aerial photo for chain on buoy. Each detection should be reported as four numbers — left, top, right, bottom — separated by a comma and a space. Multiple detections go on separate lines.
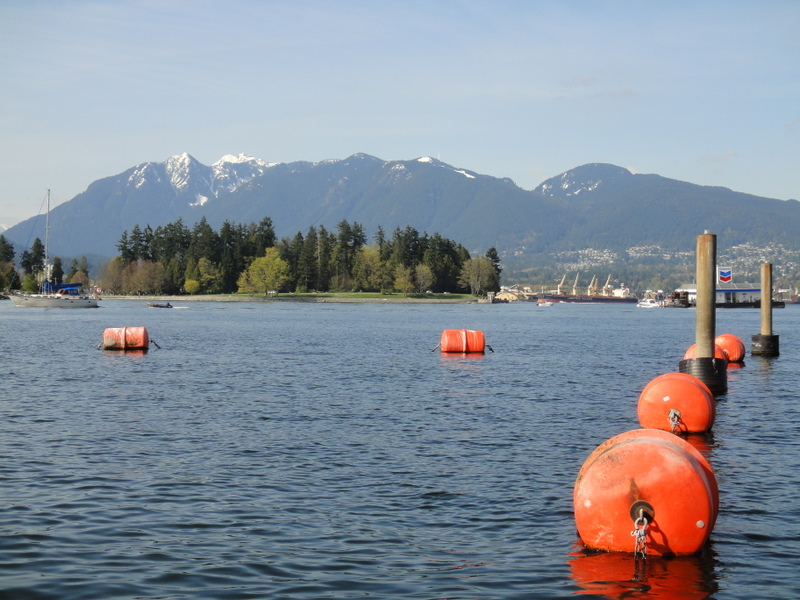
630, 501, 654, 559
668, 408, 682, 434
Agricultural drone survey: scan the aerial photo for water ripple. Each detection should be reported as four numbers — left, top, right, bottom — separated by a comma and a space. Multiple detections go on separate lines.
1, 302, 799, 598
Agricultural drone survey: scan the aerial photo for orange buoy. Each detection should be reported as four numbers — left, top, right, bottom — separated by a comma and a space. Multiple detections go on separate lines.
637, 373, 716, 433
574, 429, 718, 556
439, 329, 485, 353
683, 343, 727, 363
576, 428, 719, 527
102, 326, 150, 351
715, 334, 746, 363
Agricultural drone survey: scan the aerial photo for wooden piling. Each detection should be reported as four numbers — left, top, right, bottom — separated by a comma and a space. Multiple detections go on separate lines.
752, 263, 780, 357
679, 232, 727, 395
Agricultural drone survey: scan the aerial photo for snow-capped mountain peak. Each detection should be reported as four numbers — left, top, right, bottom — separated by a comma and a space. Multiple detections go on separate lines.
126, 152, 279, 204
165, 153, 211, 193
213, 153, 274, 168
537, 163, 632, 197
211, 154, 277, 193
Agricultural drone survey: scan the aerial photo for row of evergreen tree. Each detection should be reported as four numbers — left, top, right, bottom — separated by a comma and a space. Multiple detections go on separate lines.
100, 217, 501, 296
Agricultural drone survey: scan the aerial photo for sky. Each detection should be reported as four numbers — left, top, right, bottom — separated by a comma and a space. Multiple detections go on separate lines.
1, 0, 798, 229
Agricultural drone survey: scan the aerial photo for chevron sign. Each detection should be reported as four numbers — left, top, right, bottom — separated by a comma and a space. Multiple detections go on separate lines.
718, 268, 732, 283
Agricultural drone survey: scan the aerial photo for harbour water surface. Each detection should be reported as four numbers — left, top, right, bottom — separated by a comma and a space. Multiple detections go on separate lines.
1, 299, 799, 598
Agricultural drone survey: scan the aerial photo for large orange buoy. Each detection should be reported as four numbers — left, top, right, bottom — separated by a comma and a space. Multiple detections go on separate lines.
574, 429, 718, 556
715, 334, 746, 363
576, 429, 719, 527
102, 326, 150, 351
637, 373, 716, 433
683, 343, 727, 363
439, 329, 485, 353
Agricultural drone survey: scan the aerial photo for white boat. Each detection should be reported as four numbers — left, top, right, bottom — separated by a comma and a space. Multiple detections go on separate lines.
636, 298, 660, 308
9, 286, 99, 308
8, 190, 99, 308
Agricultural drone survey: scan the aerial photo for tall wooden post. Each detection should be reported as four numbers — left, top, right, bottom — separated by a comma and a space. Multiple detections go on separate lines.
752, 263, 780, 357
680, 232, 727, 395
695, 233, 716, 358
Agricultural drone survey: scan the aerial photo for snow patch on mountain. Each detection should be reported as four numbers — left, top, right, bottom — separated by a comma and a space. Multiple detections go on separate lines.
414, 156, 477, 180
190, 194, 210, 207
538, 163, 632, 197
128, 163, 164, 189
166, 152, 210, 193
212, 153, 275, 193
386, 162, 412, 185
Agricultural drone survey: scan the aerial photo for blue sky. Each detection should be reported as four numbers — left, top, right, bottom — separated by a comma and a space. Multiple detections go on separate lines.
1, 0, 798, 228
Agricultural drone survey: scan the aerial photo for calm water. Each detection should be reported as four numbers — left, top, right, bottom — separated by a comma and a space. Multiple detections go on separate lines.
1, 299, 799, 599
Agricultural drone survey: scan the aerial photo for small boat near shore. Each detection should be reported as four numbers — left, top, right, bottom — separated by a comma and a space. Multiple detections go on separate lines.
636, 298, 660, 308
147, 302, 173, 308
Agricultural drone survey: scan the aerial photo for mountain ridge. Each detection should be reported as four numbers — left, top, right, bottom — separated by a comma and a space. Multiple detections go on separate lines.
3, 154, 798, 277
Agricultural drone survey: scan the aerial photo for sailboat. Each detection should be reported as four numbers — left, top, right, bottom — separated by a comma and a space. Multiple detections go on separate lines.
9, 190, 99, 308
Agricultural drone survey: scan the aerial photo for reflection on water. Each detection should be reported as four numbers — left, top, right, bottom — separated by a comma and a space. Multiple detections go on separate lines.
569, 548, 720, 598
749, 355, 778, 378
683, 431, 716, 458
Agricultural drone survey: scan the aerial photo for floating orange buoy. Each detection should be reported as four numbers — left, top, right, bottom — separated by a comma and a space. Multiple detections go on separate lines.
576, 429, 719, 528
102, 326, 150, 351
439, 329, 485, 353
637, 373, 716, 433
683, 343, 727, 363
715, 334, 746, 363
574, 429, 718, 556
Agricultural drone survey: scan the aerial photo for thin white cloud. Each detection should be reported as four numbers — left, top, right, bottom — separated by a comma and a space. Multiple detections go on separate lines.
698, 150, 737, 165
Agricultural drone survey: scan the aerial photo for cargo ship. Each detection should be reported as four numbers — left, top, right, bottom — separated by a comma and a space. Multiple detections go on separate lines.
539, 274, 638, 304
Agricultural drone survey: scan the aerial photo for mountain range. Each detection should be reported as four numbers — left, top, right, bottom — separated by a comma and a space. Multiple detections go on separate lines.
4, 153, 799, 276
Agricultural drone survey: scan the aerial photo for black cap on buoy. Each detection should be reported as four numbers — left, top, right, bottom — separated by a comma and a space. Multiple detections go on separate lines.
751, 334, 779, 357
679, 357, 727, 396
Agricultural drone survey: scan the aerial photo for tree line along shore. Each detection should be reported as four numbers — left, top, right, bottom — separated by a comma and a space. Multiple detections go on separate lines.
1, 217, 502, 299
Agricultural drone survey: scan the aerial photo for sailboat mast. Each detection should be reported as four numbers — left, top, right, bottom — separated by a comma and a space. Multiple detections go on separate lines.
44, 188, 50, 267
